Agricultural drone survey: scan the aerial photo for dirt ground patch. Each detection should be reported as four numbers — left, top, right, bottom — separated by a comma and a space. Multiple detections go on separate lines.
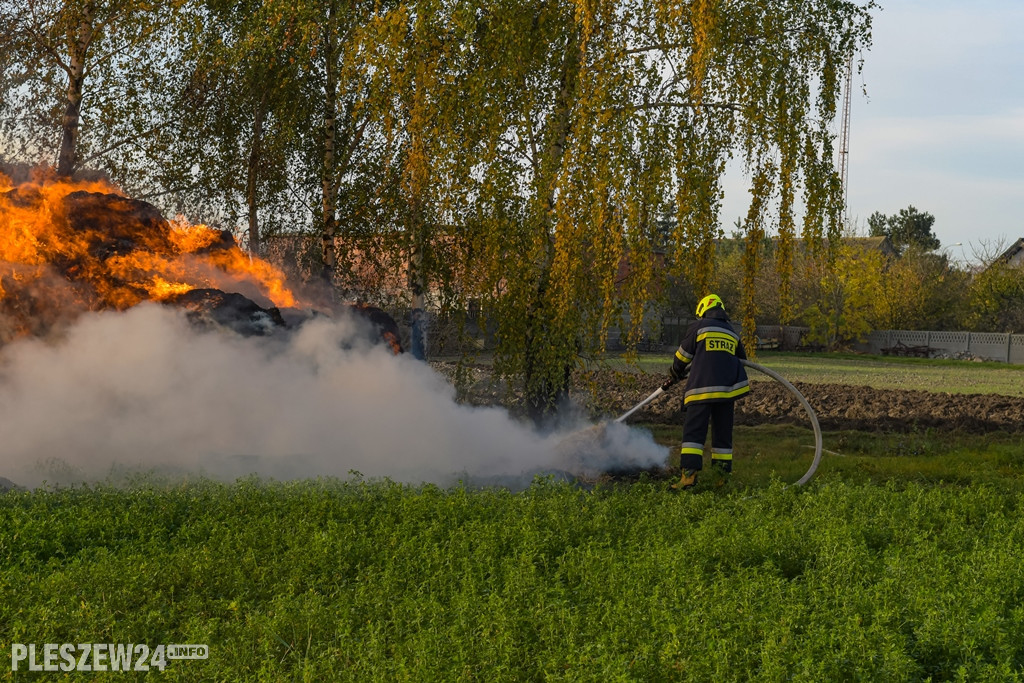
436, 363, 1024, 434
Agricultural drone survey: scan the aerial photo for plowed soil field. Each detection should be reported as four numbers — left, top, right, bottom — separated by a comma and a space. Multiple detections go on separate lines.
612, 375, 1024, 433
440, 364, 1024, 434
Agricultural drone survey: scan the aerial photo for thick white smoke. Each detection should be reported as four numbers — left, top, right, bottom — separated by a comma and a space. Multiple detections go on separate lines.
0, 305, 667, 488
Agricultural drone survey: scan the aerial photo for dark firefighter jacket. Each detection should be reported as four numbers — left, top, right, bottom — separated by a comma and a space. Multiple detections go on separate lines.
670, 307, 750, 405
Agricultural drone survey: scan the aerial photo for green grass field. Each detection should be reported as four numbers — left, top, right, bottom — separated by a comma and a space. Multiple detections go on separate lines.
4, 354, 1024, 680
627, 350, 1024, 396
5, 476, 1024, 680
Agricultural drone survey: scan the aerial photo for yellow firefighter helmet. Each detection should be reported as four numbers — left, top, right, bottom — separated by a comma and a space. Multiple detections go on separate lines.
696, 294, 725, 317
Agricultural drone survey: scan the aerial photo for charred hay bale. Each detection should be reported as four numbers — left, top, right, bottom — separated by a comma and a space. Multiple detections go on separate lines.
164, 289, 287, 337
346, 304, 403, 354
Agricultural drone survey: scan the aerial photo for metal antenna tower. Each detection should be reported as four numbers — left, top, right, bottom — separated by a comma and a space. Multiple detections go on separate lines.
838, 53, 854, 218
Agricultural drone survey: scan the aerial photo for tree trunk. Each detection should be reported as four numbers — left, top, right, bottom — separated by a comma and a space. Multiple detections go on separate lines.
57, 10, 95, 178
245, 93, 267, 254
320, 7, 339, 285
523, 279, 572, 426
408, 247, 427, 360
57, 77, 85, 178
404, 58, 432, 360
540, 32, 581, 223
522, 33, 581, 421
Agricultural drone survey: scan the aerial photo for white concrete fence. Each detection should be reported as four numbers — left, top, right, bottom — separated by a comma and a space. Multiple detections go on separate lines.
656, 320, 1024, 365
613, 319, 1024, 365
854, 330, 1024, 365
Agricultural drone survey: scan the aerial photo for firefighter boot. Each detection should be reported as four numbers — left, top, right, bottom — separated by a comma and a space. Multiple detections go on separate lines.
671, 469, 699, 491
711, 458, 732, 487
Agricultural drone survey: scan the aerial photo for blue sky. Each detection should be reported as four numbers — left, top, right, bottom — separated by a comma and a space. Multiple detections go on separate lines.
723, 1, 1024, 262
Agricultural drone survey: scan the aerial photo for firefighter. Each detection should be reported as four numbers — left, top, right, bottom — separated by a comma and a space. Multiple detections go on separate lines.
661, 294, 749, 489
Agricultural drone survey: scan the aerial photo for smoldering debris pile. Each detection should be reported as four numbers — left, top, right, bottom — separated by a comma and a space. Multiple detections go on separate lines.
0, 175, 665, 490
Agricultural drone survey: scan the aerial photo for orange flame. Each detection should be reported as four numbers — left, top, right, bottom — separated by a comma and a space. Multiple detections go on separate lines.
0, 172, 300, 338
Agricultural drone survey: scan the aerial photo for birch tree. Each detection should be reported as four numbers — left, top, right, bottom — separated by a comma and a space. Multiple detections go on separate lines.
165, 0, 308, 253
0, 0, 186, 179
1, 0, 876, 417
350, 0, 874, 418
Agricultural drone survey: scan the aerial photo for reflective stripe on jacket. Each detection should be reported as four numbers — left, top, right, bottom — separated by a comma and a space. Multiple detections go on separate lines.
671, 308, 750, 405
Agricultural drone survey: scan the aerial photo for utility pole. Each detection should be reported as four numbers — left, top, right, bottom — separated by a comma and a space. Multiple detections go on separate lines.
838, 53, 854, 220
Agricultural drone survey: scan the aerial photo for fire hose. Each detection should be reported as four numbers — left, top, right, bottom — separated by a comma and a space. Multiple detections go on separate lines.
740, 360, 822, 486
616, 360, 822, 486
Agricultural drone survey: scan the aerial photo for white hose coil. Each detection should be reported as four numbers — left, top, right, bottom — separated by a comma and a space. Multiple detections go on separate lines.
740, 359, 823, 486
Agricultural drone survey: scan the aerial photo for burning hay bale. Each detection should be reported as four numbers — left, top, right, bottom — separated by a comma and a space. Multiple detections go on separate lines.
0, 180, 296, 339
0, 174, 404, 353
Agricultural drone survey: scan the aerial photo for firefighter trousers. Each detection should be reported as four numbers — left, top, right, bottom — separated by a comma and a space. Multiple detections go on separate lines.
679, 401, 735, 472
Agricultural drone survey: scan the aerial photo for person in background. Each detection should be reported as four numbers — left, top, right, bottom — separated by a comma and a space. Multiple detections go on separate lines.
661, 294, 750, 489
